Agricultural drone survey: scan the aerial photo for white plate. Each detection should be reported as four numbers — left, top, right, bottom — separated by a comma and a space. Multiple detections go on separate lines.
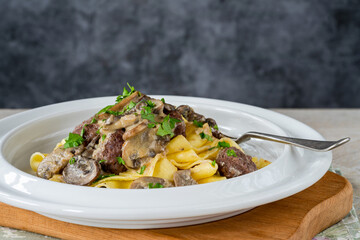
0, 96, 331, 229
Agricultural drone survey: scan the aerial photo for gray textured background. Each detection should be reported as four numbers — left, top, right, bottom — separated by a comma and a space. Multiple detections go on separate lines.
0, 0, 359, 108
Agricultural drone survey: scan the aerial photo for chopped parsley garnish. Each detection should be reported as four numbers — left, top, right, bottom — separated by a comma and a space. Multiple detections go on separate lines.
193, 120, 203, 127
127, 101, 137, 110
213, 125, 219, 130
140, 100, 157, 122
63, 133, 84, 149
148, 123, 156, 128
69, 157, 76, 164
138, 165, 146, 175
212, 159, 216, 166
141, 110, 156, 123
146, 100, 156, 108
91, 118, 97, 124
199, 132, 213, 141
156, 115, 180, 137
94, 174, 116, 183
99, 159, 106, 164
105, 110, 123, 116
208, 146, 216, 151
102, 134, 106, 141
105, 100, 136, 116
97, 104, 114, 115
116, 157, 125, 165
148, 183, 164, 189
217, 141, 230, 148
116, 83, 135, 103
80, 124, 87, 137
161, 98, 165, 103
226, 149, 237, 157
96, 127, 102, 135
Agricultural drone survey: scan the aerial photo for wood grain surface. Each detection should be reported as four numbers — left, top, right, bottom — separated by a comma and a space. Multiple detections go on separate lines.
0, 171, 353, 240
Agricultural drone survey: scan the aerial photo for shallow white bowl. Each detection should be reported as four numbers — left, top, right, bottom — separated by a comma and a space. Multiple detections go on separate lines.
0, 96, 331, 229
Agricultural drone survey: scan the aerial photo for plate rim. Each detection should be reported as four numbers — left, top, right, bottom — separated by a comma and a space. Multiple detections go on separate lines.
0, 95, 331, 225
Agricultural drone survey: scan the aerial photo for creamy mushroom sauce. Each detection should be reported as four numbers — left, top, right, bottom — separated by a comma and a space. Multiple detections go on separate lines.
32, 85, 270, 189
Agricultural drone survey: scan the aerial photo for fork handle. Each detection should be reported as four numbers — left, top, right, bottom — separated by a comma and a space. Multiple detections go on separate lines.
236, 131, 350, 152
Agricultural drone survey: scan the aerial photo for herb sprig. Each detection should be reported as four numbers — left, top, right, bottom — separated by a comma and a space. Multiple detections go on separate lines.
149, 183, 164, 188
116, 83, 136, 103
64, 133, 84, 149
226, 149, 238, 157
116, 157, 125, 165
157, 115, 181, 137
200, 132, 213, 141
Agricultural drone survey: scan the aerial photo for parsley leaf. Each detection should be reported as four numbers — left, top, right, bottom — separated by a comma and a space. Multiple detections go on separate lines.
193, 120, 203, 127
64, 133, 84, 149
141, 105, 156, 123
116, 83, 135, 102
99, 159, 106, 164
97, 105, 114, 115
105, 110, 123, 116
146, 100, 156, 108
69, 157, 76, 164
148, 123, 156, 128
94, 174, 116, 183
212, 159, 216, 166
102, 134, 106, 141
80, 124, 87, 137
156, 115, 181, 137
96, 127, 102, 135
199, 132, 213, 141
226, 149, 237, 157
105, 100, 137, 116
156, 115, 172, 137
217, 141, 230, 148
91, 118, 97, 124
169, 117, 181, 128
213, 125, 219, 130
116, 157, 125, 165
161, 98, 165, 103
127, 101, 137, 110
138, 165, 146, 175
148, 183, 164, 189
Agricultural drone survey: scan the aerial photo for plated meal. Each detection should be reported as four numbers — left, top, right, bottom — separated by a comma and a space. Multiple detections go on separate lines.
30, 84, 270, 189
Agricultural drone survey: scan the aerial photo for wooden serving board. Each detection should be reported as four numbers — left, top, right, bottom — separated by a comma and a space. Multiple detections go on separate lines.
0, 171, 353, 240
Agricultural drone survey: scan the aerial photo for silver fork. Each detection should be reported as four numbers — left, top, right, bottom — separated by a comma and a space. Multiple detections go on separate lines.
223, 131, 350, 152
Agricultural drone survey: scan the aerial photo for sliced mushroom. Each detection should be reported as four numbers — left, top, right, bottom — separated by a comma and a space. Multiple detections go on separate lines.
122, 127, 169, 169
37, 148, 74, 179
62, 156, 100, 186
163, 103, 176, 114
176, 105, 194, 121
122, 121, 148, 141
173, 169, 197, 187
205, 118, 224, 139
176, 105, 206, 122
81, 135, 100, 158
130, 177, 174, 189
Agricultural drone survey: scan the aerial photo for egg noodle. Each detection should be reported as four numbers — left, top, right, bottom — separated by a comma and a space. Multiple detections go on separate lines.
30, 120, 270, 189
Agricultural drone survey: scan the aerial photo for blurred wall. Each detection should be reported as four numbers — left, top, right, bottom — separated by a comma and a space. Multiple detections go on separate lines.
0, 0, 359, 108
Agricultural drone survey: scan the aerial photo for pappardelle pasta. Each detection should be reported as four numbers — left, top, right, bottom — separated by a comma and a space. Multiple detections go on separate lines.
30, 84, 270, 189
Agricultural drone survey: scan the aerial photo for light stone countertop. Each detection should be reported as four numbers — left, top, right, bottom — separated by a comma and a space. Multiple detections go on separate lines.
0, 109, 359, 239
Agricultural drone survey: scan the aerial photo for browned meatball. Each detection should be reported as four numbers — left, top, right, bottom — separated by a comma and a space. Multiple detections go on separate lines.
216, 147, 257, 178
92, 129, 127, 174
72, 117, 99, 146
